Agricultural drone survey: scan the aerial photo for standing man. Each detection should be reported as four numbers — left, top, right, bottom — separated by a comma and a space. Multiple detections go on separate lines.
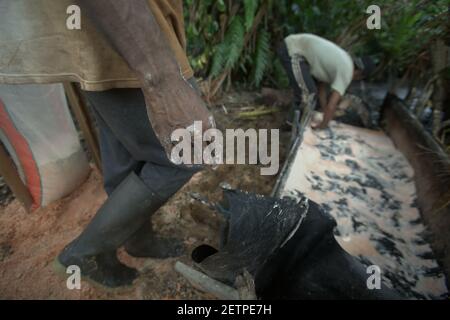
0, 0, 214, 288
278, 33, 375, 129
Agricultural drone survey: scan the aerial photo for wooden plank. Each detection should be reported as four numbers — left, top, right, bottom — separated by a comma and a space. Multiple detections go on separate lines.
63, 83, 102, 172
174, 261, 240, 300
0, 142, 33, 212
382, 94, 450, 288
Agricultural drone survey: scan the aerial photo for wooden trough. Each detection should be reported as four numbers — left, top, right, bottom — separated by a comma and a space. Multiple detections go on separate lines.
273, 93, 449, 298
382, 94, 450, 288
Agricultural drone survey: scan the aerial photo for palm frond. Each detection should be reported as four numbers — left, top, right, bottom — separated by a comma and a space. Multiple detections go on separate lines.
252, 29, 271, 87
224, 16, 245, 70
244, 0, 259, 31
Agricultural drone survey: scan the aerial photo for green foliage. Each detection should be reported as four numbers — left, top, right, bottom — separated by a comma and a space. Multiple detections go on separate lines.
364, 0, 448, 76
209, 44, 226, 78
210, 16, 245, 77
288, 0, 369, 39
252, 29, 271, 87
244, 0, 259, 31
226, 17, 246, 70
184, 0, 220, 76
185, 0, 449, 90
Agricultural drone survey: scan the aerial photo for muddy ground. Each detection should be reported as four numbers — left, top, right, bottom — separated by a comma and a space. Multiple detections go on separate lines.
0, 90, 291, 299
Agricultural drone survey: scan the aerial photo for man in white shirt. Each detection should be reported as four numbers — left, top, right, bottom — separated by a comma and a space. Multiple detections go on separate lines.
278, 33, 375, 129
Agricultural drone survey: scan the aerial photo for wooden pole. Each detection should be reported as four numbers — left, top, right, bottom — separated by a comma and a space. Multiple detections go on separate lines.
174, 261, 240, 300
0, 143, 33, 212
63, 83, 102, 172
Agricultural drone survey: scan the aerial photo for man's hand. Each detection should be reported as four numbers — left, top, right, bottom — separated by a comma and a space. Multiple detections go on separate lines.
311, 121, 328, 130
143, 75, 215, 156
318, 82, 328, 111
312, 90, 341, 130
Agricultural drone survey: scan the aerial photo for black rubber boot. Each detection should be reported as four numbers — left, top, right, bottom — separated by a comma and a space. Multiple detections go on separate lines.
192, 189, 402, 299
57, 172, 164, 288
124, 222, 185, 258
256, 201, 402, 299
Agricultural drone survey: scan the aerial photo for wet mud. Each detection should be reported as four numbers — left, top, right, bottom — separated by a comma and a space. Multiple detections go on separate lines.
280, 120, 448, 299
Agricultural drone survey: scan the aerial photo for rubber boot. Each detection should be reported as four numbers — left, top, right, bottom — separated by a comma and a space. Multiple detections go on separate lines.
124, 222, 185, 258
192, 189, 402, 299
256, 201, 402, 299
57, 172, 164, 288
122, 175, 189, 259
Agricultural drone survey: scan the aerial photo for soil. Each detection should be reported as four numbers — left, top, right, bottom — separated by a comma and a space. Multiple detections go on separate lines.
0, 177, 13, 207
0, 90, 291, 299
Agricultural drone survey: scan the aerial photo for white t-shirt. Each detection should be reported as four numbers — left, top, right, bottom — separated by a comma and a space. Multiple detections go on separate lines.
284, 33, 354, 96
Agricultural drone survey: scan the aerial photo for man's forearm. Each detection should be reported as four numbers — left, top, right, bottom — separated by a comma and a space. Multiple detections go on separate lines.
76, 0, 214, 156
318, 83, 328, 111
76, 0, 182, 88
314, 90, 340, 129
323, 91, 341, 124
322, 102, 337, 126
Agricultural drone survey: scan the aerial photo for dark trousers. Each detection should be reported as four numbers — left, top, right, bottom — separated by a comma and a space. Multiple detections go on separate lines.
277, 41, 318, 107
84, 88, 199, 200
